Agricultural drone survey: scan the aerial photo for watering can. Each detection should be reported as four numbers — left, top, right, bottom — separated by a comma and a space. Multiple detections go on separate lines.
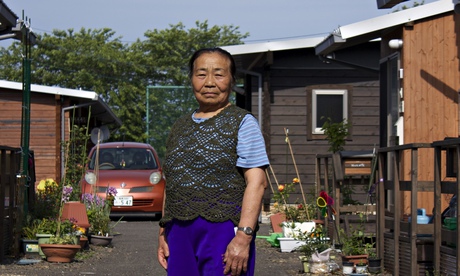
408, 208, 430, 224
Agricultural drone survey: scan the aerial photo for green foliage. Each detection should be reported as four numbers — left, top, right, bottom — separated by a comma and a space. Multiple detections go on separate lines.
30, 179, 61, 220
339, 214, 373, 256
48, 220, 78, 245
0, 21, 248, 154
82, 190, 120, 236
320, 117, 351, 153
296, 224, 331, 258
22, 218, 58, 239
61, 115, 91, 201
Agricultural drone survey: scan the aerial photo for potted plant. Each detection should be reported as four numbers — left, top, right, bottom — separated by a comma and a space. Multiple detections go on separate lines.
339, 214, 370, 265
355, 258, 367, 273
273, 178, 320, 252
82, 187, 121, 246
366, 245, 382, 274
295, 224, 333, 273
21, 218, 41, 257
38, 185, 82, 262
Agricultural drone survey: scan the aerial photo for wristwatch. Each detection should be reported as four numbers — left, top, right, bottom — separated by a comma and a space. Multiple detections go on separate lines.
237, 226, 254, 235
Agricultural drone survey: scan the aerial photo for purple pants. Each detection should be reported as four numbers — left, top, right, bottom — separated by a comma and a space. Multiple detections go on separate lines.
165, 217, 256, 276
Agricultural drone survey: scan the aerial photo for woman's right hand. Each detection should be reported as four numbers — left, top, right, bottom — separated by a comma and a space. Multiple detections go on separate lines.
157, 233, 169, 270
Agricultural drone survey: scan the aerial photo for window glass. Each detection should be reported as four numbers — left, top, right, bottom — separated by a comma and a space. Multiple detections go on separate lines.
312, 89, 348, 134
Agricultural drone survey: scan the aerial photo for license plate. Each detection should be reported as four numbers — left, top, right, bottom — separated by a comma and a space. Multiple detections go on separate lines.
114, 196, 133, 206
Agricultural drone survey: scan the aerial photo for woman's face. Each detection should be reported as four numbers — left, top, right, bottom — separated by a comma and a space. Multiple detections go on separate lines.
191, 52, 233, 110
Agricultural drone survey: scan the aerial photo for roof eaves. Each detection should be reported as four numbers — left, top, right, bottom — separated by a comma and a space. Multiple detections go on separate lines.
0, 79, 122, 126
315, 0, 453, 56
315, 32, 345, 56
0, 1, 19, 30
222, 36, 326, 56
0, 80, 98, 100
340, 0, 453, 39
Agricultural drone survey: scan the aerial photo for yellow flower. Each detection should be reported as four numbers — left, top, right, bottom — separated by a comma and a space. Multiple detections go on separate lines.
273, 202, 279, 209
37, 178, 57, 191
292, 178, 299, 184
278, 185, 285, 192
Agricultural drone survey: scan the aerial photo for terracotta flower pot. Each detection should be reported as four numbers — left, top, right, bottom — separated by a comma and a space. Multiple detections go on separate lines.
39, 243, 81, 263
90, 235, 113, 246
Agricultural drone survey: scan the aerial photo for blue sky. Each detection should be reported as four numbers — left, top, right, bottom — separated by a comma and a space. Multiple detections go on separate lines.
1, 0, 438, 46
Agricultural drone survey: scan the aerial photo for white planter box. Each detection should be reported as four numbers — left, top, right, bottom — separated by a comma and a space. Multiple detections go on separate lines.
282, 221, 316, 238
278, 237, 306, 253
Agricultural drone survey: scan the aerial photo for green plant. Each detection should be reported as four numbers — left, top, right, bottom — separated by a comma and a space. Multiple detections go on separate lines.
34, 218, 58, 235
320, 117, 351, 153
48, 219, 79, 245
296, 224, 331, 259
339, 214, 373, 256
61, 110, 91, 201
82, 188, 121, 236
31, 178, 61, 220
22, 218, 41, 240
273, 178, 315, 222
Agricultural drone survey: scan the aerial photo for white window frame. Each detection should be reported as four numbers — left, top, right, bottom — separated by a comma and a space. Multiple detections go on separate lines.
312, 89, 348, 134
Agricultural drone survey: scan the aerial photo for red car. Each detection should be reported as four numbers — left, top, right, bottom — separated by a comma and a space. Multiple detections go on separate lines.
81, 142, 165, 218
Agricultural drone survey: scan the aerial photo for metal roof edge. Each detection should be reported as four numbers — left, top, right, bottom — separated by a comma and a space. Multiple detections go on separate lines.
221, 36, 326, 55
95, 97, 122, 126
340, 0, 453, 39
0, 79, 99, 100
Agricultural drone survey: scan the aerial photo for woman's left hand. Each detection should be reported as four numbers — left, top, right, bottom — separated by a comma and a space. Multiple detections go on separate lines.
223, 233, 252, 276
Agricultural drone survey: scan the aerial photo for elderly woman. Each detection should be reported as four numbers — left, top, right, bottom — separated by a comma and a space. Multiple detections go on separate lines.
157, 47, 269, 276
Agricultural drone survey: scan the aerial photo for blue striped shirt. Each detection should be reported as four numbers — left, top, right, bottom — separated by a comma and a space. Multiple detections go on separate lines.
192, 113, 269, 169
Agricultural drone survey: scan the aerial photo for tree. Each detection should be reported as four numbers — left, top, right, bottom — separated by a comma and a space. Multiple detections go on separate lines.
0, 21, 248, 159
124, 20, 248, 159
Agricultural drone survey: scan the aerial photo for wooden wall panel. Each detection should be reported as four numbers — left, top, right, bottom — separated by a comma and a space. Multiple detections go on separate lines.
0, 89, 59, 186
400, 13, 460, 214
260, 77, 379, 201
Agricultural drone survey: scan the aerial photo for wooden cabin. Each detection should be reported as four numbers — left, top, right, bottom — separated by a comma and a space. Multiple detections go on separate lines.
0, 80, 121, 185
223, 38, 381, 208
316, 0, 460, 274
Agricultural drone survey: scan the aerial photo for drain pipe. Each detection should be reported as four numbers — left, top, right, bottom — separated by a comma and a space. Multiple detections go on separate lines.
61, 103, 94, 178
238, 69, 263, 129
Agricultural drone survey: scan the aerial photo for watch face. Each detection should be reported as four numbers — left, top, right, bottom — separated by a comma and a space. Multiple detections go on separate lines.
244, 227, 253, 235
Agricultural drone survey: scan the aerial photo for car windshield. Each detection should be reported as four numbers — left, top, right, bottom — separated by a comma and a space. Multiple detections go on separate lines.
88, 148, 158, 170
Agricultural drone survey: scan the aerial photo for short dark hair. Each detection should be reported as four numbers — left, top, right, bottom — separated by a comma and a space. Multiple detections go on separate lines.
188, 47, 236, 83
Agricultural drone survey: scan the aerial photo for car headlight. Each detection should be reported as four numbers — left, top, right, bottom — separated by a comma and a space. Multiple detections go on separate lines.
149, 172, 161, 184
85, 172, 97, 185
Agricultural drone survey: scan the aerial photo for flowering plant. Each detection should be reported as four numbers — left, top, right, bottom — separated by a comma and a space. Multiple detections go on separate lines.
47, 185, 81, 245
33, 178, 61, 219
82, 186, 118, 236
273, 178, 315, 222
296, 224, 331, 258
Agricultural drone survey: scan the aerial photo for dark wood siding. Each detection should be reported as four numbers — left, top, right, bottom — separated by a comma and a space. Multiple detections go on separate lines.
247, 44, 381, 204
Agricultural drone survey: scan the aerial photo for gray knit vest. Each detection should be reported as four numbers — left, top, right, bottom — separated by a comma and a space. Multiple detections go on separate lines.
159, 105, 250, 227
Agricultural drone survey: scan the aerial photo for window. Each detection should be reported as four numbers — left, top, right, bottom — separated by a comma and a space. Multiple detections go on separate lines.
311, 89, 348, 134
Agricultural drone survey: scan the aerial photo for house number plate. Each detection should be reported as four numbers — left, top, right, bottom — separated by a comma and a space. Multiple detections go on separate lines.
114, 196, 133, 206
